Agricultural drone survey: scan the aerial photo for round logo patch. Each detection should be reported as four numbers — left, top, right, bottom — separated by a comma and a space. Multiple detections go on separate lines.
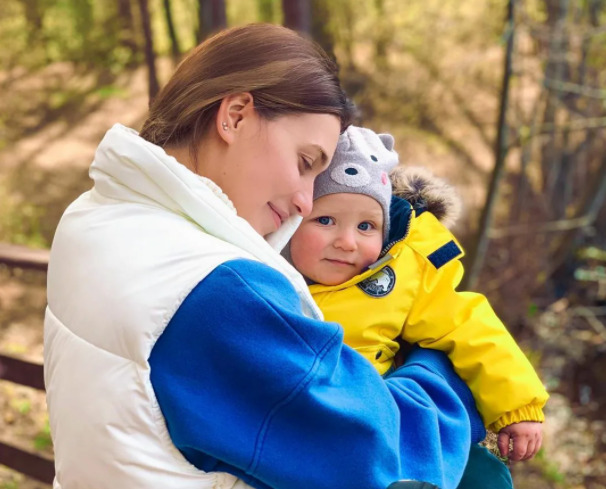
357, 266, 396, 297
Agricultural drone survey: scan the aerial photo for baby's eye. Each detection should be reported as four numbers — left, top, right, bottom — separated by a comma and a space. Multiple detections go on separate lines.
316, 216, 334, 225
358, 221, 375, 231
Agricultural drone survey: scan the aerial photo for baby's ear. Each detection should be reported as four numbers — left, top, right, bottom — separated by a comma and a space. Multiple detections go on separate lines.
378, 133, 394, 151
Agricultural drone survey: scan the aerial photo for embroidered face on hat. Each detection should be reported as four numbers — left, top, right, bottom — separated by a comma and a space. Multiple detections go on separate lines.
313, 126, 399, 239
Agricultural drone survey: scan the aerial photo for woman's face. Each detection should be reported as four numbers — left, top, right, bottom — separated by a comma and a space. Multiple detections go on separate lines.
218, 112, 341, 237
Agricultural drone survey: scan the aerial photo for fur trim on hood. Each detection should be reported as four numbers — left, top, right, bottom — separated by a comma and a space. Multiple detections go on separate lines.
390, 166, 462, 229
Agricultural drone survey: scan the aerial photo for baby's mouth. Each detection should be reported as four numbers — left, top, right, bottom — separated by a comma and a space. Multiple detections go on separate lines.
324, 258, 355, 266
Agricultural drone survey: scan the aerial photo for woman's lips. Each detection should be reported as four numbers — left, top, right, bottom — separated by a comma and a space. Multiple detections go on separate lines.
268, 203, 284, 230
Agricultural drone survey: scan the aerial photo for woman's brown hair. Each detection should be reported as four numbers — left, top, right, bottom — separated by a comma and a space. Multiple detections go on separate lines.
140, 23, 355, 153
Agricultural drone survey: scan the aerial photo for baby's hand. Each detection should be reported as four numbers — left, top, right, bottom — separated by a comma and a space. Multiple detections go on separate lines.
497, 421, 543, 462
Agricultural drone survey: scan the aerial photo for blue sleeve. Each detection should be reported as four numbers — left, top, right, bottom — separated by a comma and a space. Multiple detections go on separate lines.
149, 258, 482, 489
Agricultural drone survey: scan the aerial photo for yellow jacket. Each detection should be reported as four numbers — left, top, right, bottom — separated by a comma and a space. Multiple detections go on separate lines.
309, 202, 548, 432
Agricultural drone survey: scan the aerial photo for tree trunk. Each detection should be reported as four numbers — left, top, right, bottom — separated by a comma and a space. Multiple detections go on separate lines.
463, 0, 515, 290
374, 0, 389, 69
197, 0, 226, 42
282, 0, 311, 34
20, 0, 46, 48
540, 0, 569, 204
511, 90, 547, 222
163, 0, 181, 63
310, 0, 335, 58
136, 0, 160, 103
336, 0, 356, 70
116, 0, 138, 63
70, 0, 94, 57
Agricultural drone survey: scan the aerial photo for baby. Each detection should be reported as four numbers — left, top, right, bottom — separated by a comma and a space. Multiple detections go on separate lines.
289, 126, 548, 462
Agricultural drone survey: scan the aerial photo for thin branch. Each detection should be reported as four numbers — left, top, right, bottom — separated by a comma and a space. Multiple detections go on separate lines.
543, 77, 606, 99
572, 306, 606, 317
488, 214, 593, 239
407, 51, 495, 151
515, 16, 606, 41
572, 307, 606, 342
509, 117, 606, 150
538, 117, 606, 132
532, 157, 606, 290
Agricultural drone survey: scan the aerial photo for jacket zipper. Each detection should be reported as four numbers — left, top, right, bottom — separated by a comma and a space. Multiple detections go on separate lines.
379, 211, 413, 258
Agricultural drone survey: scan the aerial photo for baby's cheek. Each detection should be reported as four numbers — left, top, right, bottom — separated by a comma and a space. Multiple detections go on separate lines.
365, 240, 383, 264
360, 252, 381, 272
290, 231, 318, 274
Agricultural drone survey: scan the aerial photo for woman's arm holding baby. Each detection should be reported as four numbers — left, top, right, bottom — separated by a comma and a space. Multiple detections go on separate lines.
150, 259, 483, 489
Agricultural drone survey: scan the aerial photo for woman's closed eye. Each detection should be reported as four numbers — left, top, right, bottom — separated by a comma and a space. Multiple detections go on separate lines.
299, 154, 314, 174
315, 216, 335, 226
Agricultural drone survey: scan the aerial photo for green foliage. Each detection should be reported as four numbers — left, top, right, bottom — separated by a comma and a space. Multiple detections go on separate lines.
0, 121, 8, 152
527, 302, 539, 318
0, 478, 20, 489
0, 179, 47, 248
94, 84, 129, 99
0, 2, 30, 70
534, 449, 567, 484
48, 89, 75, 111
521, 0, 549, 24
256, 0, 281, 23
15, 400, 32, 415
223, 0, 287, 29
0, 0, 140, 71
575, 266, 606, 282
44, 0, 133, 67
578, 246, 606, 262
34, 420, 53, 451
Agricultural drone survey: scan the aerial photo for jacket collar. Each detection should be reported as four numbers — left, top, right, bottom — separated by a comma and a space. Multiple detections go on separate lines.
90, 124, 321, 319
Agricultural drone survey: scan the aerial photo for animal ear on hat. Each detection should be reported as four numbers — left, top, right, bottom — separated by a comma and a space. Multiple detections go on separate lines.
337, 130, 354, 152
379, 133, 394, 151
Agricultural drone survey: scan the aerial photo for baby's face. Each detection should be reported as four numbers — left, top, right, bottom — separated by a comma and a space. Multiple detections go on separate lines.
290, 193, 384, 286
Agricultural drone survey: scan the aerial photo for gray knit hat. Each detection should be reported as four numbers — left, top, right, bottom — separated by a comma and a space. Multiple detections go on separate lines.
313, 125, 399, 239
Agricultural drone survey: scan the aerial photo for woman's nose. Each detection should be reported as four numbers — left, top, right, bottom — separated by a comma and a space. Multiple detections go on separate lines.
292, 183, 314, 217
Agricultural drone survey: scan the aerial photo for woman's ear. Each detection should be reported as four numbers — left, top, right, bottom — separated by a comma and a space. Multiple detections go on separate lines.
215, 92, 255, 144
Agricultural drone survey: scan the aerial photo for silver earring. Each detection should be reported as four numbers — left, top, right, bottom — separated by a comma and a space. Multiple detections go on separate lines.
222, 122, 228, 131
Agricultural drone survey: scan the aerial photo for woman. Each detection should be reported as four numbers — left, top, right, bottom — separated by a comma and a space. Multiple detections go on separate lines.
44, 24, 484, 489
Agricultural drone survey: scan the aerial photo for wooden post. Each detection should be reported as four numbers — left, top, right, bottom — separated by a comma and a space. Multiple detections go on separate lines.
0, 355, 53, 483
0, 243, 49, 271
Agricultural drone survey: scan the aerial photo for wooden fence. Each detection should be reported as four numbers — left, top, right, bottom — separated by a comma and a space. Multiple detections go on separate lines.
0, 243, 54, 484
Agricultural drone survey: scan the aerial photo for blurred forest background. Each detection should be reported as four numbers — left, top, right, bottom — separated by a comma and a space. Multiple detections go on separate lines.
1, 0, 605, 487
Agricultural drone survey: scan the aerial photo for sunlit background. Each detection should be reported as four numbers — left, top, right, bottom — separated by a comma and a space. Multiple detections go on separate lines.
1, 0, 605, 487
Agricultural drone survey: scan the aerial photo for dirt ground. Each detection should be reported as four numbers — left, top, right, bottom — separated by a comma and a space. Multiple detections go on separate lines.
1, 61, 605, 489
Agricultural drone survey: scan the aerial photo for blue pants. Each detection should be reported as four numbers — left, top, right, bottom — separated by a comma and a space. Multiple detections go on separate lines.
386, 349, 513, 489
457, 444, 513, 489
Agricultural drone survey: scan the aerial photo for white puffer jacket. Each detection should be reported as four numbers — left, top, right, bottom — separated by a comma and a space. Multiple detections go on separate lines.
44, 124, 320, 489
